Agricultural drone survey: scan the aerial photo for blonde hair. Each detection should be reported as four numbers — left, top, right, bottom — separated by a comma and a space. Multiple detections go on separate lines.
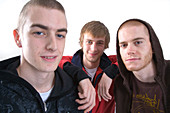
79, 21, 110, 49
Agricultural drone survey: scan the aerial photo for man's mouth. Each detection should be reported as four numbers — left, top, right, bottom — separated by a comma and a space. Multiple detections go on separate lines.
89, 52, 98, 56
126, 57, 140, 61
44, 56, 56, 59
41, 56, 57, 61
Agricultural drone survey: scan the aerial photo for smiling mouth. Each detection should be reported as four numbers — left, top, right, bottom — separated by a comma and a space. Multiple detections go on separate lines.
43, 56, 56, 59
41, 56, 57, 61
89, 52, 98, 56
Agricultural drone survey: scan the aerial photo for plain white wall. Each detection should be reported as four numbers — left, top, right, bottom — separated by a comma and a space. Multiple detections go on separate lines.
0, 0, 170, 61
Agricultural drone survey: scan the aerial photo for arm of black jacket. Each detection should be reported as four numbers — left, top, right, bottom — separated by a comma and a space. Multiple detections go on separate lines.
103, 64, 119, 79
63, 62, 90, 83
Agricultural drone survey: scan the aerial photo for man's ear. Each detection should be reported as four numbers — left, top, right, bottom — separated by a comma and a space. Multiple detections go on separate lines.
79, 37, 83, 48
13, 29, 22, 48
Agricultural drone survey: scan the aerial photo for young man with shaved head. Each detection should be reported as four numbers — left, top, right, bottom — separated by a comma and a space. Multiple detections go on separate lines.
0, 0, 96, 112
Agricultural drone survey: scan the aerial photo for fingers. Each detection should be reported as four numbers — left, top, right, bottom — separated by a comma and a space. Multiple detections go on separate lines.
76, 92, 90, 104
97, 73, 113, 101
105, 88, 112, 98
76, 91, 95, 112
77, 79, 96, 112
97, 88, 102, 101
84, 101, 95, 113
98, 85, 112, 101
102, 88, 112, 101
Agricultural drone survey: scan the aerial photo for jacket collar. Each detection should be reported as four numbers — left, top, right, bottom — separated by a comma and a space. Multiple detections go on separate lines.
0, 56, 75, 99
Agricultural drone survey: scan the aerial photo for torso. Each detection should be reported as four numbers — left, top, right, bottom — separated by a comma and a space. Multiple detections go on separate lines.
131, 75, 165, 113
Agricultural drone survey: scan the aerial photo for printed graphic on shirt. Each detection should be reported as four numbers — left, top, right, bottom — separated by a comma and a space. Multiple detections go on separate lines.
131, 75, 164, 113
131, 93, 164, 113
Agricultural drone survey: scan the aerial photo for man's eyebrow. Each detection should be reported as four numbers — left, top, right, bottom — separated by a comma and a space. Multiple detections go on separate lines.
133, 37, 145, 41
98, 40, 105, 42
30, 24, 48, 30
30, 24, 67, 33
57, 28, 67, 33
119, 37, 145, 44
119, 41, 126, 44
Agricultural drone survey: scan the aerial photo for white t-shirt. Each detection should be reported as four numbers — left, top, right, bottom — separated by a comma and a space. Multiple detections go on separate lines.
84, 66, 98, 81
39, 88, 53, 102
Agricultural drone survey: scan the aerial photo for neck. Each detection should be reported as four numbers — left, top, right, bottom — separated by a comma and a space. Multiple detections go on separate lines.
17, 61, 55, 93
133, 60, 156, 82
83, 59, 100, 69
83, 54, 100, 69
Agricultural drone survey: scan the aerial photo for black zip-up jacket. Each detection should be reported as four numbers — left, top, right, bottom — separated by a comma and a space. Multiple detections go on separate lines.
113, 19, 170, 113
0, 56, 84, 113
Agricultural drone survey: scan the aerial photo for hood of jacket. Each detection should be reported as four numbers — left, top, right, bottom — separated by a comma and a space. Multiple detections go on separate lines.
116, 18, 166, 85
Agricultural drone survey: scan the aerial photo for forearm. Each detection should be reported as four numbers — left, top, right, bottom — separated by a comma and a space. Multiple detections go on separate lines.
103, 64, 119, 79
63, 62, 90, 83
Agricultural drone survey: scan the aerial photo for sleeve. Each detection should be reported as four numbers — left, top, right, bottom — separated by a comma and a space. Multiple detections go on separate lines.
63, 62, 90, 83
103, 64, 119, 79
59, 56, 73, 69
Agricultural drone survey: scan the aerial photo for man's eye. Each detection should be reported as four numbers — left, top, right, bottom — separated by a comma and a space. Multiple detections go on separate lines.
97, 42, 104, 45
87, 40, 92, 44
34, 32, 44, 35
56, 34, 65, 39
135, 41, 142, 45
33, 32, 46, 38
120, 44, 127, 48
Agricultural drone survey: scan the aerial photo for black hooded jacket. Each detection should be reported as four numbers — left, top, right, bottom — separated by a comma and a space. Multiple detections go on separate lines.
0, 56, 83, 113
114, 19, 170, 113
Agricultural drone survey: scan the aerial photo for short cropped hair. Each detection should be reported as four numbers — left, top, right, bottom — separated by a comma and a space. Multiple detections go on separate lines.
79, 21, 110, 49
17, 0, 65, 32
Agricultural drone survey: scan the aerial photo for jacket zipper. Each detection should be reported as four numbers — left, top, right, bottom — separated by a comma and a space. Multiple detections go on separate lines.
44, 102, 47, 112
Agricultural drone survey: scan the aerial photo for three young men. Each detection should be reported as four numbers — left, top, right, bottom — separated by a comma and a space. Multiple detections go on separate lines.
0, 0, 169, 112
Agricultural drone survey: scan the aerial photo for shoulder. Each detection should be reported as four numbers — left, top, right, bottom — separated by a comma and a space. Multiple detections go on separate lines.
59, 56, 73, 69
0, 56, 20, 70
107, 55, 117, 59
55, 67, 74, 83
54, 67, 77, 92
164, 60, 170, 74
107, 55, 117, 63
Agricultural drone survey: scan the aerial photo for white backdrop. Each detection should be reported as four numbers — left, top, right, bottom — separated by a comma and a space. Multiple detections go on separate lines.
0, 0, 170, 61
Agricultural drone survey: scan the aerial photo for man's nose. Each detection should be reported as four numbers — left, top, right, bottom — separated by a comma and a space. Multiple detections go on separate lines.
90, 43, 97, 51
127, 44, 135, 55
46, 34, 57, 51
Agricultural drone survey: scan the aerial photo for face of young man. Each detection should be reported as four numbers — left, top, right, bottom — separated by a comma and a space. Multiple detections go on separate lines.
82, 33, 105, 68
118, 22, 153, 72
15, 6, 67, 73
